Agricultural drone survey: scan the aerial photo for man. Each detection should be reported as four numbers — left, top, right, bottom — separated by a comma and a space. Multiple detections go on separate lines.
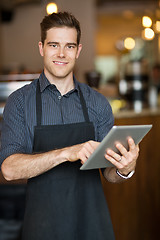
0, 12, 139, 240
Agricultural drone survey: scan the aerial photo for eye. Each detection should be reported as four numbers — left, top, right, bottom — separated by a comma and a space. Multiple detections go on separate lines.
49, 44, 58, 48
67, 45, 76, 49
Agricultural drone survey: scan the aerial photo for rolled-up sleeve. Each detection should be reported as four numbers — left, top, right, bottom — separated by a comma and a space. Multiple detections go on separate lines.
0, 90, 27, 166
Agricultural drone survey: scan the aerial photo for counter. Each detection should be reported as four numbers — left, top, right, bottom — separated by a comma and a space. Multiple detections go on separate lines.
114, 107, 160, 118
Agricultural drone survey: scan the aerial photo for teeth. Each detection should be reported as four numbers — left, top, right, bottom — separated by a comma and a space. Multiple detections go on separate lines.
54, 61, 65, 65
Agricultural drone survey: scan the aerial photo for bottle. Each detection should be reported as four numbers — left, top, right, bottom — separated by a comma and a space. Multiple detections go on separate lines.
148, 85, 158, 109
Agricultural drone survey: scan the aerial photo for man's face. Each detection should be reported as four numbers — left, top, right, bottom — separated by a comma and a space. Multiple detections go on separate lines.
39, 27, 82, 82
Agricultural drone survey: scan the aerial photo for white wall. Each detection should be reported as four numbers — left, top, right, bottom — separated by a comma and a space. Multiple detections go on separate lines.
0, 0, 96, 82
1, 4, 45, 73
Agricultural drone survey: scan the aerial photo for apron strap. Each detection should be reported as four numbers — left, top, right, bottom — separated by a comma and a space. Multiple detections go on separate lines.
36, 80, 90, 126
78, 86, 90, 123
36, 80, 42, 126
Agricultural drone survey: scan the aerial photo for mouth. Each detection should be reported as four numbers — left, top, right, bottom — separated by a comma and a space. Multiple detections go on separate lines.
53, 61, 68, 65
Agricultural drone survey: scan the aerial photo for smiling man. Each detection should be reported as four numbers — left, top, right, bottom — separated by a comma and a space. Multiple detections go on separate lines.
0, 12, 139, 240
39, 27, 82, 92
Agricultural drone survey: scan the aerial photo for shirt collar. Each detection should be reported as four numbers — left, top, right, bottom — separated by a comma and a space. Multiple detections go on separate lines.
38, 71, 80, 96
39, 71, 51, 92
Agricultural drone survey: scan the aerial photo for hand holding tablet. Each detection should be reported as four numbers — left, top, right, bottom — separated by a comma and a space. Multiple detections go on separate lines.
80, 125, 152, 170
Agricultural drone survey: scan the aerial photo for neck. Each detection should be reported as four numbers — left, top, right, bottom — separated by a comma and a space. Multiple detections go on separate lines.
44, 71, 75, 95
54, 78, 75, 95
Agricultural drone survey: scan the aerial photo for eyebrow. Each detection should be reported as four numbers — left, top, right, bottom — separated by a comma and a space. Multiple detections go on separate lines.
47, 41, 77, 46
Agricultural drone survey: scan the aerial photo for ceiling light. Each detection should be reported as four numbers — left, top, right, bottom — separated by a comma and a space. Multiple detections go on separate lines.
142, 28, 155, 40
142, 16, 152, 28
46, 2, 58, 15
124, 37, 135, 50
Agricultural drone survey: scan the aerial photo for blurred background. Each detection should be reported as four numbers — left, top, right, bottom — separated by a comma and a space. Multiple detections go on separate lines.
0, 0, 159, 240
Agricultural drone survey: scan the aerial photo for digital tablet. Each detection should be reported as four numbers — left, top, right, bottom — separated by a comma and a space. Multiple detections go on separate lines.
80, 124, 152, 170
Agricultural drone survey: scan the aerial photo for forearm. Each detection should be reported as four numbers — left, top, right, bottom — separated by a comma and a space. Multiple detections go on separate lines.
1, 140, 99, 181
1, 149, 68, 181
103, 167, 126, 183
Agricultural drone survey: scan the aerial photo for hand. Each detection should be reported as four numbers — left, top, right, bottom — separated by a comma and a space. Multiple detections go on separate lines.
105, 137, 139, 175
65, 140, 100, 164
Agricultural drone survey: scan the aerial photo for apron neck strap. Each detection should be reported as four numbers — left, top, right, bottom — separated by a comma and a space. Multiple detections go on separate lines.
78, 85, 90, 123
36, 80, 42, 126
36, 80, 90, 126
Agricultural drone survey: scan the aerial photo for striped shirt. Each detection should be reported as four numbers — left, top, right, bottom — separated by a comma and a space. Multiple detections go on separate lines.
0, 72, 114, 165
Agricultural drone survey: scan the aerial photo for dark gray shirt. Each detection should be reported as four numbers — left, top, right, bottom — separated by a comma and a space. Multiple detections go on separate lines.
0, 72, 114, 166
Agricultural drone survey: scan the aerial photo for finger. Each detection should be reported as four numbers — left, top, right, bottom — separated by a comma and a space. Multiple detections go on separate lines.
79, 141, 99, 164
106, 148, 122, 162
127, 137, 136, 151
82, 141, 97, 157
104, 153, 123, 168
78, 148, 91, 164
127, 138, 139, 161
115, 142, 128, 158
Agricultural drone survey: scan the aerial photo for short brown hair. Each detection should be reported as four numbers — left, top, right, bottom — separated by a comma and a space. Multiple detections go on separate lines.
40, 12, 81, 45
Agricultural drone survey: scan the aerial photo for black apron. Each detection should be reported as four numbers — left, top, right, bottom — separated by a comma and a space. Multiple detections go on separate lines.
22, 80, 115, 240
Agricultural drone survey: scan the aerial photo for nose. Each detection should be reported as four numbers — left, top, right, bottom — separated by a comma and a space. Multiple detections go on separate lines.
58, 47, 65, 58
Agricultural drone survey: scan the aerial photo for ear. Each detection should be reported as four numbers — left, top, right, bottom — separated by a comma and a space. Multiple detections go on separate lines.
76, 44, 82, 59
38, 42, 44, 57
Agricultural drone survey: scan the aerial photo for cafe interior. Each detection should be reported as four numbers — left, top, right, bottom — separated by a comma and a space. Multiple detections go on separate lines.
0, 0, 159, 239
